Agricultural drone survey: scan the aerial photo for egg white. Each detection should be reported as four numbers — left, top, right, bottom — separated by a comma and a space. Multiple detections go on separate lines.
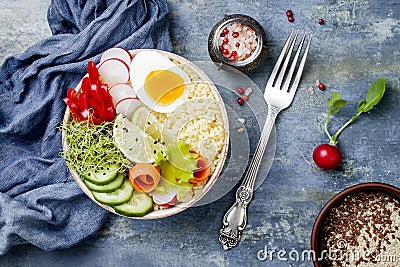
129, 51, 190, 113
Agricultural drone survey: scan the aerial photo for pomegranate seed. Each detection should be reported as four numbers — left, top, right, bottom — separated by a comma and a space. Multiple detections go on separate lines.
286, 10, 293, 17
223, 28, 229, 35
231, 51, 238, 57
237, 87, 244, 94
229, 56, 236, 61
223, 38, 229, 44
318, 18, 325, 25
236, 43, 240, 47
222, 49, 229, 55
242, 95, 249, 101
232, 32, 239, 38
318, 83, 325, 90
288, 16, 294, 23
237, 98, 244, 105
220, 33, 225, 37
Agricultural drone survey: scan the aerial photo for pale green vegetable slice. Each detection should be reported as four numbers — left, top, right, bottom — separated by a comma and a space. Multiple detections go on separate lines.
92, 179, 133, 206
113, 191, 153, 217
81, 164, 119, 185
130, 105, 162, 140
84, 173, 125, 193
113, 114, 164, 163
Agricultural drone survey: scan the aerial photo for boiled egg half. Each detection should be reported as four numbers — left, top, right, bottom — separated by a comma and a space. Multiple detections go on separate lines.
130, 51, 190, 113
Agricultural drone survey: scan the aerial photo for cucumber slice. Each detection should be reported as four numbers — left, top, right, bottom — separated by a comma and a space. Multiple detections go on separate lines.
82, 164, 119, 185
84, 173, 125, 193
114, 191, 153, 217
92, 179, 133, 206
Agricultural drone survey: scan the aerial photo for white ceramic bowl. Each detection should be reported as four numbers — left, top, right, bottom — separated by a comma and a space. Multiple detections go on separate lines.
61, 49, 229, 219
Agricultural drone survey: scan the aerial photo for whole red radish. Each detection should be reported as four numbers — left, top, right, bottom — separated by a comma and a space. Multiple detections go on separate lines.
313, 144, 342, 170
312, 78, 387, 170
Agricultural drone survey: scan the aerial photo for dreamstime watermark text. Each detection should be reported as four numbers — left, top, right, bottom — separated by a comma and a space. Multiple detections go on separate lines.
256, 240, 399, 264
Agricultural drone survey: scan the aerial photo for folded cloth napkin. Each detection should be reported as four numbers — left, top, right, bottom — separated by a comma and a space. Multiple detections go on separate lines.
0, 0, 172, 254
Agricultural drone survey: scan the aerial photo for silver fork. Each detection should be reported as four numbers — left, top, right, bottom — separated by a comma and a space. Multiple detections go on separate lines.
219, 29, 312, 250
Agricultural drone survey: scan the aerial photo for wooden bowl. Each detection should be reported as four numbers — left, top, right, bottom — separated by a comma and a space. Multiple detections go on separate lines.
61, 49, 229, 219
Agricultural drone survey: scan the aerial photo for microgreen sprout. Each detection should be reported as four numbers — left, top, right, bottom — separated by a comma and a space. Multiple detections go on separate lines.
60, 119, 131, 176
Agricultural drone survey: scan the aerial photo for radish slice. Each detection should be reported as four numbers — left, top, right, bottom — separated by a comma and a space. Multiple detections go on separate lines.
109, 83, 137, 106
115, 98, 142, 118
100, 47, 132, 66
98, 58, 130, 87
152, 190, 178, 206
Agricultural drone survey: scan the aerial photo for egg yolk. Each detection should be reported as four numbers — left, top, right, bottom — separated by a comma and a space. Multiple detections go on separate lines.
144, 70, 185, 105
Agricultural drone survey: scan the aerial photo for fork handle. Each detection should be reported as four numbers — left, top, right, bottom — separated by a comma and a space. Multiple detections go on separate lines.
219, 105, 280, 250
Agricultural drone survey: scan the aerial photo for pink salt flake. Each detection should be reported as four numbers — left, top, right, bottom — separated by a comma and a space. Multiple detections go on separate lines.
218, 21, 258, 62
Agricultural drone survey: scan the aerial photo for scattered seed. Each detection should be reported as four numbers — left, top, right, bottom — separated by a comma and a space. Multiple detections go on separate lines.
244, 87, 253, 96
238, 118, 245, 124
286, 10, 293, 17
318, 18, 325, 25
237, 127, 245, 133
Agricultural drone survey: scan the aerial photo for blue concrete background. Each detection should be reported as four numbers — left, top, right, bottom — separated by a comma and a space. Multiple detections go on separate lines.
0, 0, 399, 266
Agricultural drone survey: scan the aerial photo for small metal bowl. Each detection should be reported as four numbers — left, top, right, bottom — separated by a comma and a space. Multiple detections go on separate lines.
208, 14, 267, 73
310, 182, 400, 266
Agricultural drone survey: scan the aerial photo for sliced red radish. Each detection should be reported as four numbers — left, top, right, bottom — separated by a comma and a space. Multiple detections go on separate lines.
98, 58, 129, 87
109, 83, 137, 106
100, 47, 132, 66
152, 190, 178, 206
115, 98, 142, 118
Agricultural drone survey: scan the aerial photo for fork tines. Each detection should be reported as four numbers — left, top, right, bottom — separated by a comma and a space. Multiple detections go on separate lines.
267, 29, 312, 94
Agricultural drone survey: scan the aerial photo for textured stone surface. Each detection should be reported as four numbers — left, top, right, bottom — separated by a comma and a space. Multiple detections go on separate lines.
1, 0, 399, 266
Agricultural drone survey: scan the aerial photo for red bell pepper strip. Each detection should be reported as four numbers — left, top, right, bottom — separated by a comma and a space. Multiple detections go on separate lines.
89, 109, 102, 125
99, 84, 115, 121
64, 60, 116, 124
87, 96, 100, 110
81, 77, 92, 94
93, 83, 107, 121
67, 88, 77, 100
78, 91, 90, 121
63, 97, 80, 114
88, 61, 100, 85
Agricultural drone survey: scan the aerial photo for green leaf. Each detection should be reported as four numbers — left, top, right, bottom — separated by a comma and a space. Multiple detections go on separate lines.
333, 99, 347, 108
330, 78, 388, 144
331, 92, 342, 103
357, 78, 387, 113
157, 159, 194, 184
166, 142, 198, 171
327, 92, 347, 115
154, 142, 198, 184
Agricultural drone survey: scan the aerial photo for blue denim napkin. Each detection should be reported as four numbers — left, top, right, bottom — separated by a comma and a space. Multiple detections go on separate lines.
0, 0, 172, 254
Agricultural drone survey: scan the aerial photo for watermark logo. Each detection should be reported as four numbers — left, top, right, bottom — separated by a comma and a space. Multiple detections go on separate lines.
336, 239, 347, 249
256, 242, 399, 264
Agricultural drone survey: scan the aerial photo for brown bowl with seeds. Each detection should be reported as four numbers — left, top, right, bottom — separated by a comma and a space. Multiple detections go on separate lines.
311, 182, 400, 267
